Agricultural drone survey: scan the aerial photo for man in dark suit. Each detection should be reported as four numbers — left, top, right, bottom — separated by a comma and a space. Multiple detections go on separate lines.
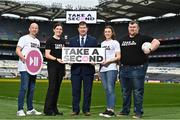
69, 21, 98, 116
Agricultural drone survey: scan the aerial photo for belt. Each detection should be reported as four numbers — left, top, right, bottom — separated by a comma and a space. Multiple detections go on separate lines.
120, 64, 144, 67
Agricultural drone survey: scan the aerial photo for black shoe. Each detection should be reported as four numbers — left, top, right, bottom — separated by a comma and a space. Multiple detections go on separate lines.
44, 112, 56, 116
132, 114, 142, 119
84, 112, 91, 116
101, 110, 115, 118
55, 112, 63, 115
71, 112, 79, 116
116, 112, 129, 116
99, 109, 109, 116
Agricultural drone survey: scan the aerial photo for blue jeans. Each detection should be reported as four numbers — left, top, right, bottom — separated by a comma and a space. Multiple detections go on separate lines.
100, 70, 118, 109
18, 71, 36, 111
119, 64, 148, 115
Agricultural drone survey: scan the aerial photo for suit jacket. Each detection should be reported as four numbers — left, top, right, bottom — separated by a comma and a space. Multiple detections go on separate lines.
69, 35, 98, 75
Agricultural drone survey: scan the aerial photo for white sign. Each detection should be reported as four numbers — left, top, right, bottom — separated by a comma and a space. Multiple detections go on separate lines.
66, 11, 97, 24
62, 47, 105, 63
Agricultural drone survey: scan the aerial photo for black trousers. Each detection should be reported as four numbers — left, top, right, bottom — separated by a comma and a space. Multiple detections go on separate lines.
44, 64, 64, 114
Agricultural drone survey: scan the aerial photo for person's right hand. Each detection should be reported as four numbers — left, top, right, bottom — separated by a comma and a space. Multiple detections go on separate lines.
21, 56, 26, 63
57, 58, 64, 64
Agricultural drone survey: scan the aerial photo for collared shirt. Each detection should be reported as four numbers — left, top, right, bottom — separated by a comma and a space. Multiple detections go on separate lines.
79, 35, 87, 46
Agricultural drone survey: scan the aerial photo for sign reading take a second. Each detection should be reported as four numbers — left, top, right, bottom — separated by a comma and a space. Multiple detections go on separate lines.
62, 47, 105, 63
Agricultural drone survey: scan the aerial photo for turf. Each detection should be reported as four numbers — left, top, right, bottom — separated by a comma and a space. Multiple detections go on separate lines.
0, 79, 180, 119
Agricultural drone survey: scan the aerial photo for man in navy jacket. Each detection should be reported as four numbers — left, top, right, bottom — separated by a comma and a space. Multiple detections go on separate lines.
69, 21, 98, 116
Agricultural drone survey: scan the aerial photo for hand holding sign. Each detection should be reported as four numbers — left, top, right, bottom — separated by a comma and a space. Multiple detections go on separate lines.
62, 47, 105, 63
57, 58, 64, 64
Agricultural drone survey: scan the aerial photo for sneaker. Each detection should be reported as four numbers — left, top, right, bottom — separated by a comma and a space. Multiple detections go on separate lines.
17, 110, 26, 116
26, 109, 42, 115
84, 112, 91, 116
132, 114, 142, 119
99, 109, 109, 117
71, 112, 79, 116
116, 112, 129, 117
103, 110, 115, 118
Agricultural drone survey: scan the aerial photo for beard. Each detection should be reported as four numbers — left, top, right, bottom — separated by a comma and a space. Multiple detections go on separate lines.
129, 32, 136, 37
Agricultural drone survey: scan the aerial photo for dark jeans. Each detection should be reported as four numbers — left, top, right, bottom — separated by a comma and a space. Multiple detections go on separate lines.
44, 65, 64, 114
119, 63, 148, 115
71, 74, 94, 113
18, 71, 36, 111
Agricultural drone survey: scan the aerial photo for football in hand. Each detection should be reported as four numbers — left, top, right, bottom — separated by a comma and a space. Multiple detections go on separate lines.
142, 42, 152, 54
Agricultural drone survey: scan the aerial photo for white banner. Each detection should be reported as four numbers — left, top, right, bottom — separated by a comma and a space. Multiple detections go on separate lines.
62, 47, 105, 63
66, 11, 97, 24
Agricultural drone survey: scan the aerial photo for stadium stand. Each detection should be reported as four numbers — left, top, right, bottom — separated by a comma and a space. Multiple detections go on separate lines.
1, 17, 180, 62
1, 15, 180, 41
0, 0, 180, 81
0, 16, 180, 82
0, 60, 49, 79
139, 16, 180, 39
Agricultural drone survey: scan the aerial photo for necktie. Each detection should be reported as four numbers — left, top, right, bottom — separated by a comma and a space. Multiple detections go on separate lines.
81, 37, 84, 47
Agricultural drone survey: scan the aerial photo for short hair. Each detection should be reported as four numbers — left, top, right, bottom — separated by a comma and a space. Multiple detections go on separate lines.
129, 20, 139, 27
78, 21, 87, 27
53, 22, 63, 29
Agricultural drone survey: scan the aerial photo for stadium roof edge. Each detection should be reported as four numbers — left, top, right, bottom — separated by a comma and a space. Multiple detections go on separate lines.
0, 0, 180, 22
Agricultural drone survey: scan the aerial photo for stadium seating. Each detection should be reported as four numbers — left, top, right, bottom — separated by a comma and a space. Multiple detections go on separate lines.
0, 16, 180, 81
1, 16, 180, 41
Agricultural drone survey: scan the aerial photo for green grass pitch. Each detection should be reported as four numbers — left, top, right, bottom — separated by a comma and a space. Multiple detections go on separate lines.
0, 78, 180, 119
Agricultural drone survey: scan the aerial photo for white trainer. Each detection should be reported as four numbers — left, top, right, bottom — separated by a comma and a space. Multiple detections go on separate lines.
17, 110, 26, 116
26, 109, 42, 115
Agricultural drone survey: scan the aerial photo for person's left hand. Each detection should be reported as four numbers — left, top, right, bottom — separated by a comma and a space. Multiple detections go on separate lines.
90, 62, 96, 65
101, 61, 110, 67
142, 42, 152, 54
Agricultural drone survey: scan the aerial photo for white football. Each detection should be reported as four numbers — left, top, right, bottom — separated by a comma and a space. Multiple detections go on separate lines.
142, 42, 152, 54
